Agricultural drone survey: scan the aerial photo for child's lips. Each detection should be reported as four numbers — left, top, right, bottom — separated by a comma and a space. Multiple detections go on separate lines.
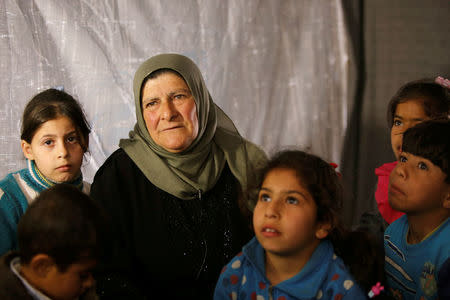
56, 164, 71, 171
261, 226, 280, 237
389, 183, 405, 196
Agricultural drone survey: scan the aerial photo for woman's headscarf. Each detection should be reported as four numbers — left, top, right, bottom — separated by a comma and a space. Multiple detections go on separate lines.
119, 53, 267, 201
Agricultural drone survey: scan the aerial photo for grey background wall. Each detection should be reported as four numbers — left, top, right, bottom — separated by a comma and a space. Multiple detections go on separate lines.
342, 0, 450, 225
0, 0, 354, 180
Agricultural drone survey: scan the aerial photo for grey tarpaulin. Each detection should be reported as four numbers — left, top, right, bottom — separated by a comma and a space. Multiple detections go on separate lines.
0, 0, 354, 184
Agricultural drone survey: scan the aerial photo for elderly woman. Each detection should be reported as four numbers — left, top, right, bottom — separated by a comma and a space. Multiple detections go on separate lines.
90, 54, 266, 299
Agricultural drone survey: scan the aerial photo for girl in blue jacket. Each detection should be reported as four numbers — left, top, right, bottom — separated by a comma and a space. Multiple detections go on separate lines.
215, 150, 386, 299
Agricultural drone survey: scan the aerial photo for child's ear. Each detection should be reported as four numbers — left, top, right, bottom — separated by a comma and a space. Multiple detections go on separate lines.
316, 222, 332, 239
21, 140, 34, 160
29, 254, 55, 277
443, 188, 450, 209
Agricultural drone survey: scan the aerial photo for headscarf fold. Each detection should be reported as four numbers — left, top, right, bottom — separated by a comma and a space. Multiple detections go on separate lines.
120, 53, 266, 200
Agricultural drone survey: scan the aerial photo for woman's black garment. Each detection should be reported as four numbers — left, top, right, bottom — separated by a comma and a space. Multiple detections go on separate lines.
90, 149, 252, 300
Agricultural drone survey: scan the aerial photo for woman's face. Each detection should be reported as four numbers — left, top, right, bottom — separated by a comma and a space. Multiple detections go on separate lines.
141, 72, 199, 153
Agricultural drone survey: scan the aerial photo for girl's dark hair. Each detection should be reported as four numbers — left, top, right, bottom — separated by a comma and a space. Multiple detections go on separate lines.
18, 184, 108, 271
403, 119, 450, 183
21, 89, 91, 151
259, 150, 344, 230
255, 150, 386, 294
387, 78, 450, 128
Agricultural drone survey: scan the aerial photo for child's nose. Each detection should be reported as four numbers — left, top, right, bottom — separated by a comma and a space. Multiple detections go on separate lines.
264, 201, 280, 218
58, 142, 69, 158
395, 163, 407, 179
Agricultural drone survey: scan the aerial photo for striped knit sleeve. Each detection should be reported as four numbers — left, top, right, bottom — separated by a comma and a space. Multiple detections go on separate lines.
0, 188, 22, 256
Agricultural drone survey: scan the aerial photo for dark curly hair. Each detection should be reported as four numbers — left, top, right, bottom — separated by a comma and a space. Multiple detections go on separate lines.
18, 184, 108, 271
387, 78, 449, 128
254, 150, 387, 295
402, 119, 450, 183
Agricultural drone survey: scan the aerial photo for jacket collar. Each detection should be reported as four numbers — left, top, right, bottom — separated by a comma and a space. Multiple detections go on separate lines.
243, 237, 334, 298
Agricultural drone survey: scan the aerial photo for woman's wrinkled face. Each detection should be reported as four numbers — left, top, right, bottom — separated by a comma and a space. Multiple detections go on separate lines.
141, 72, 199, 153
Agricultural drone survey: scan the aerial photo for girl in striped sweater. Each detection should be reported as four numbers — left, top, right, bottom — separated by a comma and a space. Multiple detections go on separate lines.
0, 88, 91, 255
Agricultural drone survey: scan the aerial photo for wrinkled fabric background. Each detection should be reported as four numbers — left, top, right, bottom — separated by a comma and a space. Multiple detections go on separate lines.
1, 0, 448, 224
0, 0, 353, 181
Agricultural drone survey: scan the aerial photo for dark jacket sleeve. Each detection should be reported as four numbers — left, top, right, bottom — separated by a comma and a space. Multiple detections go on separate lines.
438, 257, 450, 299
90, 149, 146, 299
354, 184, 388, 248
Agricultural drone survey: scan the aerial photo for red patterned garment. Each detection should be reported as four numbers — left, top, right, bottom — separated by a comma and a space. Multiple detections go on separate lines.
375, 161, 404, 224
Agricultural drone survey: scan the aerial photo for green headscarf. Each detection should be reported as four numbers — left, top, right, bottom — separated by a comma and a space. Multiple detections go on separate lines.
119, 53, 267, 201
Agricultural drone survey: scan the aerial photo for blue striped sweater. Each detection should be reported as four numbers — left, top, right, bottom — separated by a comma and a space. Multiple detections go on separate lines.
0, 160, 90, 255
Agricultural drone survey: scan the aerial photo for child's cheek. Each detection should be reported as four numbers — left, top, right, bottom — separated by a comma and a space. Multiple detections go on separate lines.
390, 131, 401, 159
252, 205, 262, 231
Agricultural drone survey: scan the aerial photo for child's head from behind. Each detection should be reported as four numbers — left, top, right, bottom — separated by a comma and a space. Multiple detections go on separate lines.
389, 120, 450, 217
18, 183, 106, 300
20, 89, 91, 183
253, 150, 342, 259
388, 79, 449, 160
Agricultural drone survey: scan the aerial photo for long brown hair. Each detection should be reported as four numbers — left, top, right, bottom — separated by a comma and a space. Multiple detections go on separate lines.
21, 88, 91, 151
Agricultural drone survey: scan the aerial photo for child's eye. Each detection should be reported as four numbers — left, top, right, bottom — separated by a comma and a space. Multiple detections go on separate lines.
393, 120, 402, 127
286, 197, 299, 205
67, 136, 78, 143
418, 162, 428, 170
259, 193, 271, 202
43, 140, 54, 146
399, 155, 407, 163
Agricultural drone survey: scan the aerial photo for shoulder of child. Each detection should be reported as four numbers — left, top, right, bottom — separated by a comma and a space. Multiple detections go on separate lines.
0, 170, 23, 191
0, 251, 34, 299
384, 214, 407, 235
320, 254, 368, 299
214, 252, 247, 298
0, 170, 32, 215
0, 172, 31, 256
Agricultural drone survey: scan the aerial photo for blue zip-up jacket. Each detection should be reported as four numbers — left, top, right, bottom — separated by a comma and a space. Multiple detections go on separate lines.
214, 237, 367, 299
